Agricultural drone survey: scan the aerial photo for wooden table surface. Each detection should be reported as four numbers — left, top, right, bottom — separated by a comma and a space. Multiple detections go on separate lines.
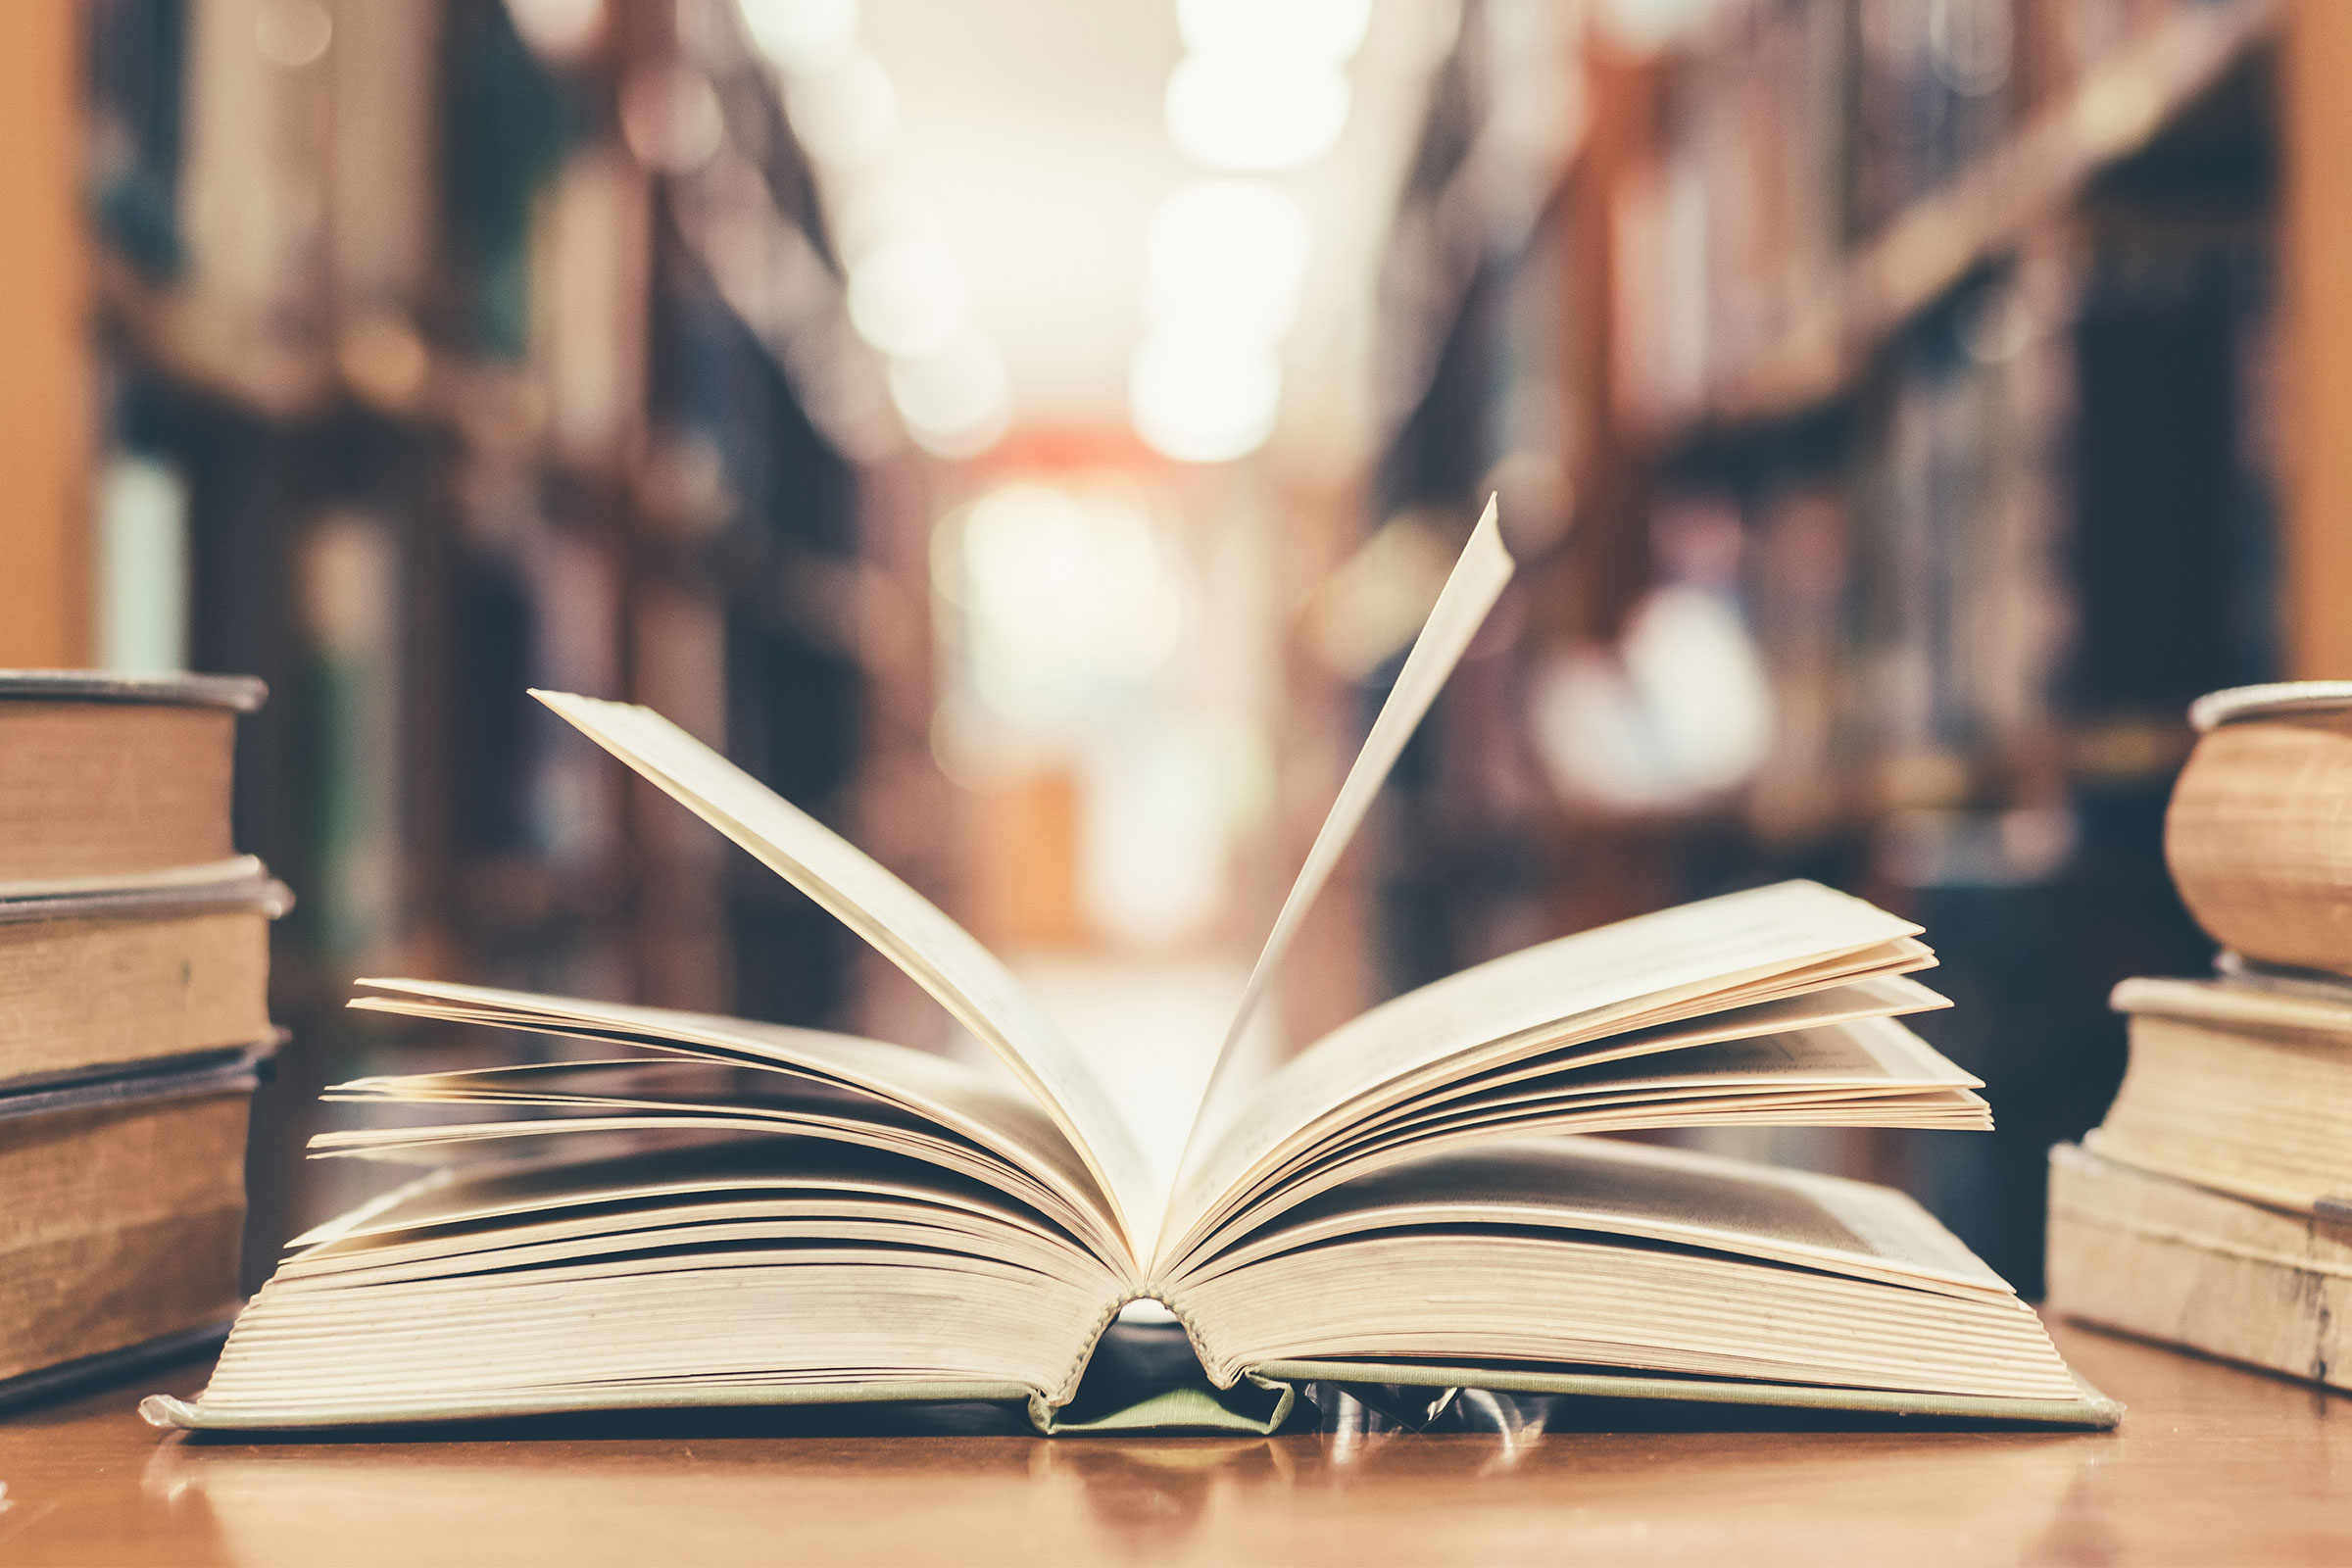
0, 1316, 2343, 1566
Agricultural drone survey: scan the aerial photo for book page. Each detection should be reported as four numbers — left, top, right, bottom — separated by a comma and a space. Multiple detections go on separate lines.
347, 978, 1093, 1200
1259, 972, 1949, 1131
1161, 879, 1922, 1271
289, 1140, 1077, 1251
1327, 1014, 1984, 1150
313, 1055, 1125, 1266
529, 691, 1158, 1261
1179, 498, 1513, 1182
1172, 1016, 1987, 1270
1187, 1136, 2013, 1298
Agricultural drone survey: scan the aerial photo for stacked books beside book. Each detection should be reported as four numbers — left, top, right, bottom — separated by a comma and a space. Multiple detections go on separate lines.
2048, 681, 2352, 1390
148, 511, 2116, 1435
0, 673, 285, 1409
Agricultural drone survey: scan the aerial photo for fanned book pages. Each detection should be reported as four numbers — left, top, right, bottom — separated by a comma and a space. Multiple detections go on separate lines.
144, 503, 2116, 1434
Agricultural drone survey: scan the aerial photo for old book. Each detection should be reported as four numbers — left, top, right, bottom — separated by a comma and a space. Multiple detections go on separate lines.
2166, 681, 2352, 977
147, 506, 2114, 1434
0, 1051, 268, 1396
0, 671, 264, 885
2088, 975, 2352, 1214
0, 862, 289, 1090
2046, 1142, 2352, 1392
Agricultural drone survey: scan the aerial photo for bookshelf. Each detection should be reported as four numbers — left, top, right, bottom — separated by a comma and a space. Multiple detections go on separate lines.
72, 0, 937, 1256
1651, 0, 2278, 439
1354, 0, 2294, 1291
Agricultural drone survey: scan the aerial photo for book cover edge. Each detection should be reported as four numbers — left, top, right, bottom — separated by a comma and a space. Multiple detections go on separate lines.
0, 670, 267, 711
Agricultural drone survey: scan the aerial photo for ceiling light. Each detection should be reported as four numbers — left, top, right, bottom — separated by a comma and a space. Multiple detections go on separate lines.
849, 237, 968, 359
736, 0, 858, 78
1164, 55, 1349, 172
890, 329, 1011, 459
786, 46, 896, 169
1176, 0, 1372, 66
1144, 179, 1311, 343
1129, 329, 1282, 464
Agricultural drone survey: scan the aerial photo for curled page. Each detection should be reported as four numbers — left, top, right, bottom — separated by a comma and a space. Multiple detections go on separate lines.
530, 690, 1159, 1262
1177, 498, 1514, 1178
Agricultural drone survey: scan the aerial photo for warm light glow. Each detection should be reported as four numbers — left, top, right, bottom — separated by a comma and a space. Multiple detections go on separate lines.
1527, 585, 1774, 810
504, 0, 603, 60
1164, 55, 1349, 172
1081, 721, 1230, 945
1129, 328, 1282, 464
848, 236, 968, 359
949, 483, 1188, 727
1176, 0, 1371, 67
889, 328, 1010, 459
834, 178, 950, 260
786, 46, 896, 168
736, 0, 858, 77
1143, 180, 1311, 343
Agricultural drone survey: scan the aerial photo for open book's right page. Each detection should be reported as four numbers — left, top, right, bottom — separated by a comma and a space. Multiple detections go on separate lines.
1161, 882, 1922, 1268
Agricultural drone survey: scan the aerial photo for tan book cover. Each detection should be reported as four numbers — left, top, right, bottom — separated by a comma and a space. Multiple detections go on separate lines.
2047, 1142, 2352, 1393
0, 671, 263, 885
1, 1050, 269, 1390
2168, 681, 2352, 977
0, 861, 289, 1089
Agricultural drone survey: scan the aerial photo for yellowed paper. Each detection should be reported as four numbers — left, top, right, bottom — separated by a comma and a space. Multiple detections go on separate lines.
529, 690, 1160, 1259
1163, 879, 1924, 1268
342, 979, 1129, 1266
1176, 498, 1514, 1202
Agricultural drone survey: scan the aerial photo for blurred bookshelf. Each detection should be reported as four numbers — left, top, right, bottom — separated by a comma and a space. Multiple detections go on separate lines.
24, 0, 2351, 1298
77, 0, 941, 1264
1356, 0, 2288, 1292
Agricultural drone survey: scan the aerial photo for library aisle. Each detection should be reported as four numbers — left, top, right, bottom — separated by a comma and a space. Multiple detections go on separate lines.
3, 1, 2352, 1549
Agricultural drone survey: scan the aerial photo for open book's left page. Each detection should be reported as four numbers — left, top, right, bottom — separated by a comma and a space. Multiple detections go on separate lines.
531, 690, 1159, 1262
332, 979, 1136, 1272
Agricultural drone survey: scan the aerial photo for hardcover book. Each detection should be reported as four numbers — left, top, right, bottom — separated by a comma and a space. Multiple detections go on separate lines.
146, 506, 2114, 1434
0, 670, 282, 1406
0, 1015, 273, 1409
2168, 680, 2352, 978
0, 670, 264, 885
2047, 1141, 2351, 1394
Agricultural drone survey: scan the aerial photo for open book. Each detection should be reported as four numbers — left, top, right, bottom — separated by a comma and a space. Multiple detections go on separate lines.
144, 503, 2114, 1433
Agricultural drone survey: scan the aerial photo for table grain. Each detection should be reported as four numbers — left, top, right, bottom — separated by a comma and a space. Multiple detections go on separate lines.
0, 1317, 2343, 1566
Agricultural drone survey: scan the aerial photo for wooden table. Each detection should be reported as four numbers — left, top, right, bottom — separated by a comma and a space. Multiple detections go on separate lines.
0, 1317, 2343, 1566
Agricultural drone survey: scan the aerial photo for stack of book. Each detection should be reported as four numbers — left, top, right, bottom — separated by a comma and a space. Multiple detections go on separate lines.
0, 672, 286, 1408
2049, 680, 2352, 1390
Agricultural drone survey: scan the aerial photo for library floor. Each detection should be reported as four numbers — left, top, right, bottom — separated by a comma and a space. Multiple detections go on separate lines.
0, 1316, 2342, 1566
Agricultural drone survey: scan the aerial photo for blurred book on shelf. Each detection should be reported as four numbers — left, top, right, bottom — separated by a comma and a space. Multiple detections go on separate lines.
0, 673, 283, 1409
2048, 683, 2352, 1392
